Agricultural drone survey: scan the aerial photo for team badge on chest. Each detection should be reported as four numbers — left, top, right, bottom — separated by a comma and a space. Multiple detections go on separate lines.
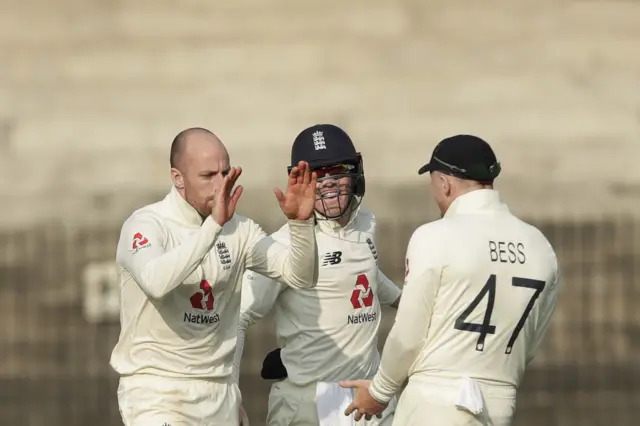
366, 237, 378, 262
216, 241, 232, 270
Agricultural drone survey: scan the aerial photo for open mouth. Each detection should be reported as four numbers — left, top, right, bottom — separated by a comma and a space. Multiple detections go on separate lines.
320, 191, 339, 198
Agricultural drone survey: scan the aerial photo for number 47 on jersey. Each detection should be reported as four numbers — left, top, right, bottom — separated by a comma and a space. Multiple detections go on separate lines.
454, 274, 546, 354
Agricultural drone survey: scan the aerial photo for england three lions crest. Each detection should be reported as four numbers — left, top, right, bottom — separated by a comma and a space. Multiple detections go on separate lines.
216, 241, 232, 270
366, 237, 379, 263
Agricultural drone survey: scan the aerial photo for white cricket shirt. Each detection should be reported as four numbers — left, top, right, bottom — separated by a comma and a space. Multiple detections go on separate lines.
369, 189, 560, 403
235, 207, 402, 386
109, 186, 318, 379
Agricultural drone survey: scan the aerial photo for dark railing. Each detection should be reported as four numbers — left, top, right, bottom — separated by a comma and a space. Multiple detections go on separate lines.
0, 218, 637, 426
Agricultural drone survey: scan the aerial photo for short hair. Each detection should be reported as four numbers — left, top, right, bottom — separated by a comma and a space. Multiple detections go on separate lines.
170, 127, 214, 168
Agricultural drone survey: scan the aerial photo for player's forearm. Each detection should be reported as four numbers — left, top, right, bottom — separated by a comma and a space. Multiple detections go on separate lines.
370, 262, 439, 403
377, 269, 402, 308
279, 218, 317, 288
369, 325, 423, 403
526, 292, 558, 365
232, 327, 247, 384
233, 310, 258, 381
248, 218, 318, 289
133, 218, 221, 299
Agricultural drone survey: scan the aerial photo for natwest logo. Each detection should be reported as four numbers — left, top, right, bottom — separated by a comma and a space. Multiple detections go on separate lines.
185, 279, 220, 326
350, 274, 374, 309
132, 232, 151, 253
348, 312, 377, 324
190, 280, 214, 310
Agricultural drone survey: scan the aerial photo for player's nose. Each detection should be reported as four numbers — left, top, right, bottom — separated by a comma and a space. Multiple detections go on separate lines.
319, 177, 337, 188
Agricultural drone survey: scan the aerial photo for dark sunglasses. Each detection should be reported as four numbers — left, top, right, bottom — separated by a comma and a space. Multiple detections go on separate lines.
312, 164, 355, 178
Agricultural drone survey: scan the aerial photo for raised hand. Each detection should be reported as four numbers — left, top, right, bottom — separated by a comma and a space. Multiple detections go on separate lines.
207, 167, 244, 226
274, 161, 318, 220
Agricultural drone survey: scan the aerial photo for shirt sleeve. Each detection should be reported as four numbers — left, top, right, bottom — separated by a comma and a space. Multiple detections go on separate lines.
238, 270, 285, 332
377, 269, 402, 307
526, 251, 561, 365
369, 225, 442, 404
115, 213, 222, 299
232, 270, 285, 383
368, 211, 401, 307
244, 218, 318, 290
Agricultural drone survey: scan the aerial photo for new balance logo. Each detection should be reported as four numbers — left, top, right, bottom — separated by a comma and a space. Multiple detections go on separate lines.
312, 130, 326, 150
322, 251, 342, 266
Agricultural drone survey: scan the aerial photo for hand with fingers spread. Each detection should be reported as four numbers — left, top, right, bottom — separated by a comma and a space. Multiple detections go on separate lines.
274, 161, 318, 220
207, 167, 244, 226
340, 379, 387, 422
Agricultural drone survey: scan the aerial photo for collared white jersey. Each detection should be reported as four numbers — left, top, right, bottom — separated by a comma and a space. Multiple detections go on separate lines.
110, 186, 317, 379
370, 190, 560, 403
237, 208, 402, 386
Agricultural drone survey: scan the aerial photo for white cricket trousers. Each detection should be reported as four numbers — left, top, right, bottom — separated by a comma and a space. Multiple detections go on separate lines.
267, 378, 396, 426
117, 374, 241, 426
393, 376, 517, 426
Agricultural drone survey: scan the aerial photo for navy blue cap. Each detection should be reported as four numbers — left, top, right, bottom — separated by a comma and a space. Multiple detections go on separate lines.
418, 134, 501, 181
289, 124, 360, 170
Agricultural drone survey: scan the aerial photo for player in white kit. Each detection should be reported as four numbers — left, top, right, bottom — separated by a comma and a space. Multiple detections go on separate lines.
233, 124, 402, 426
342, 135, 560, 426
111, 128, 319, 426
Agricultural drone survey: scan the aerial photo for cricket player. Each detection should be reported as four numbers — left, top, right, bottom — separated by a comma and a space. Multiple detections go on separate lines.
342, 135, 560, 426
111, 127, 319, 425
233, 124, 402, 426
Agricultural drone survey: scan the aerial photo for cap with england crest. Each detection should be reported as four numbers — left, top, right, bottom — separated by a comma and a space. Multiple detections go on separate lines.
288, 124, 362, 171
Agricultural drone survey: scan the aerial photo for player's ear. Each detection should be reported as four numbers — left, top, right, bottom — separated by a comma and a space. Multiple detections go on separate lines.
440, 174, 451, 195
171, 167, 184, 189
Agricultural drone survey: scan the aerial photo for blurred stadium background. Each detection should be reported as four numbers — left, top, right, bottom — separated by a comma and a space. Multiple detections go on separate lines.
1, 0, 639, 425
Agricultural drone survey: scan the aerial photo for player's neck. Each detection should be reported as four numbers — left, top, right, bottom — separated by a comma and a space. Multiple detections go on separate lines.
337, 214, 350, 227
456, 184, 494, 198
442, 186, 496, 216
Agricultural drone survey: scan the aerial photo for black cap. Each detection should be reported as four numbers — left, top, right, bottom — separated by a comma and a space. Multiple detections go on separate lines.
418, 134, 501, 181
290, 124, 360, 170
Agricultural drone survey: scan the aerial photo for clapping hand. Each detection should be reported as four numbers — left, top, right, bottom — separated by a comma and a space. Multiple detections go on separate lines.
207, 167, 244, 226
274, 161, 318, 220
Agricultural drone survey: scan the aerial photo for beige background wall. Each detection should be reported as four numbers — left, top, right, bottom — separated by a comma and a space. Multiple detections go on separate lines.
0, 0, 639, 228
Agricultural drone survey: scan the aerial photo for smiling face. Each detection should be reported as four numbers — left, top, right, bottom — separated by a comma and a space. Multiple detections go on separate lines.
312, 164, 356, 220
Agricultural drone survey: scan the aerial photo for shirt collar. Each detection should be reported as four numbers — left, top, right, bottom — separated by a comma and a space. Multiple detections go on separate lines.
444, 189, 509, 218
165, 186, 206, 226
